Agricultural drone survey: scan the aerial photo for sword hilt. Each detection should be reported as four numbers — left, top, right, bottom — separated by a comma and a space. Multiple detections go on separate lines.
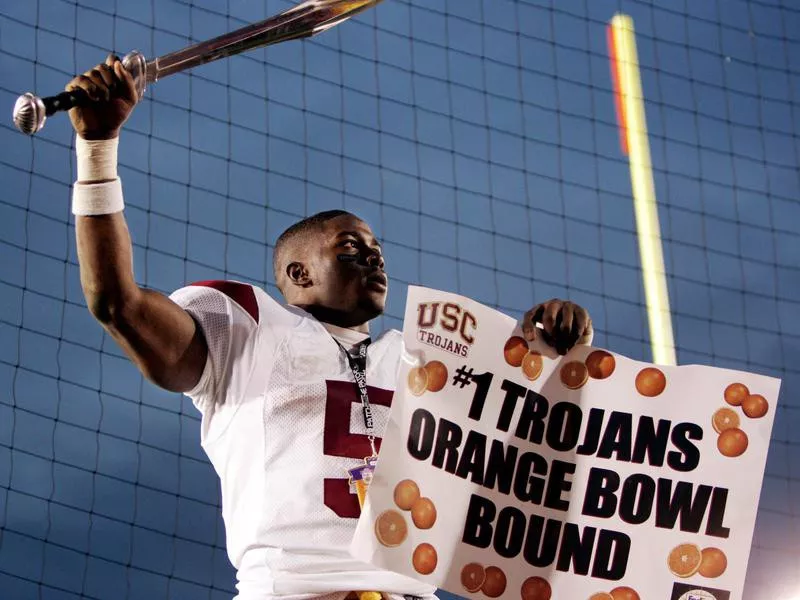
12, 51, 147, 136
12, 0, 384, 136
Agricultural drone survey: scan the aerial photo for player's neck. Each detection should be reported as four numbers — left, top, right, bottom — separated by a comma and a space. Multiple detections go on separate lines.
297, 305, 370, 333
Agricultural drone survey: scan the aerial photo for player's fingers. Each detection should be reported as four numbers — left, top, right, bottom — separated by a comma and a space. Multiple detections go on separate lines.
522, 305, 545, 341
533, 300, 571, 354
575, 309, 593, 343
559, 302, 575, 337
67, 75, 101, 102
114, 60, 139, 104
553, 302, 580, 355
83, 68, 111, 100
542, 301, 560, 338
94, 64, 116, 90
573, 307, 587, 336
105, 53, 119, 68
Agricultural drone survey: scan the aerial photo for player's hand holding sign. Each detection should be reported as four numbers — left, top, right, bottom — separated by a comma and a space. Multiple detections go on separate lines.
522, 299, 593, 355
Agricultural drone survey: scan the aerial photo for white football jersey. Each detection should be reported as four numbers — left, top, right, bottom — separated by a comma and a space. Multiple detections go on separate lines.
169, 281, 437, 600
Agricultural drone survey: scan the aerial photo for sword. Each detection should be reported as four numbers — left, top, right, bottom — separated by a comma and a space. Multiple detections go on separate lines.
13, 0, 383, 135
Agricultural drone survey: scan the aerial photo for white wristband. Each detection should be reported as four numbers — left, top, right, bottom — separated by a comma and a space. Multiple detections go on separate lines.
73, 134, 124, 215
72, 179, 125, 216
76, 135, 118, 182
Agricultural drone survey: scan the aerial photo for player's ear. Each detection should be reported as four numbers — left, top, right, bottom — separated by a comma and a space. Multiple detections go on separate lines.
286, 262, 312, 288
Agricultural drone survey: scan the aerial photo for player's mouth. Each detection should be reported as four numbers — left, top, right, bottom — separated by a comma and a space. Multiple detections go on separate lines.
365, 271, 387, 290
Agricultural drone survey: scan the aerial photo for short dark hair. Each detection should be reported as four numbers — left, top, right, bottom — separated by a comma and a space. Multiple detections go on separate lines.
272, 209, 357, 293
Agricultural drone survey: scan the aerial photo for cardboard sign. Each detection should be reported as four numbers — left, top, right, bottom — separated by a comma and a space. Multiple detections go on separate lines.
350, 286, 780, 600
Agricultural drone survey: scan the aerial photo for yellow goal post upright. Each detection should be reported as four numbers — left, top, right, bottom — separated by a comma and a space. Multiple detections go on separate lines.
607, 14, 677, 366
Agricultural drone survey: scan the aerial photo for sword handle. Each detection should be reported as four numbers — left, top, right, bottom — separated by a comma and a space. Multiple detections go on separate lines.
12, 51, 146, 136
11, 1, 383, 135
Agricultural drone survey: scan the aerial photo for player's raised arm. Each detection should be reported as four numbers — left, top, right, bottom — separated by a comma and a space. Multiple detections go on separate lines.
69, 55, 207, 393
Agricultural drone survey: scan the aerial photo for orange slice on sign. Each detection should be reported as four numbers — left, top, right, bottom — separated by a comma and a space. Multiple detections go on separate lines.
667, 543, 702, 578
560, 361, 589, 389
521, 351, 544, 381
460, 563, 486, 593
712, 407, 740, 434
374, 510, 408, 547
407, 367, 428, 396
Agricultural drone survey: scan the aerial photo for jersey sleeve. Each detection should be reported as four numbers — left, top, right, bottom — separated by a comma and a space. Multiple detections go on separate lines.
169, 281, 262, 414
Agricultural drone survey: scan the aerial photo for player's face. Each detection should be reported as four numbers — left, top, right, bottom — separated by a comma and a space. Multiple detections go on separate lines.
312, 215, 387, 322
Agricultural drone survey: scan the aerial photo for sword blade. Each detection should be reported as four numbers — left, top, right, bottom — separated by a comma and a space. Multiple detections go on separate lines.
145, 0, 382, 83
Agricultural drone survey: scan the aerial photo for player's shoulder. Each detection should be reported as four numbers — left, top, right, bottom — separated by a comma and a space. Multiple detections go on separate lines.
172, 280, 301, 327
378, 328, 403, 345
373, 327, 404, 359
186, 280, 261, 322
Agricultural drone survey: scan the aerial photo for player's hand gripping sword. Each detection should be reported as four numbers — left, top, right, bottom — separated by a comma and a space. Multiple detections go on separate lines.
13, 0, 382, 135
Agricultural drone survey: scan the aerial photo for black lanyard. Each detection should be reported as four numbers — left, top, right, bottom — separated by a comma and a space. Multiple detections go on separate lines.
334, 338, 378, 457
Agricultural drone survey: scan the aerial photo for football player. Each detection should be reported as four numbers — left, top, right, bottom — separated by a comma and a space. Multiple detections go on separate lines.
66, 56, 594, 600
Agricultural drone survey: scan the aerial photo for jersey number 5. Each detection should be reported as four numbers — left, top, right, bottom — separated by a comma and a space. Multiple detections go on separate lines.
323, 380, 393, 519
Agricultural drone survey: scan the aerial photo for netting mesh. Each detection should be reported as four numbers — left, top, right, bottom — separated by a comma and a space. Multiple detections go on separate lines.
0, 0, 798, 598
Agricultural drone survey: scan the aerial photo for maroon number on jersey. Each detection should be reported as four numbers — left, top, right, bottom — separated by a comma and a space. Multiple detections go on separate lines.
323, 380, 393, 519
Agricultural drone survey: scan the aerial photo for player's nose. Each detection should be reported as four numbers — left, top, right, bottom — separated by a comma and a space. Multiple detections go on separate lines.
365, 252, 384, 270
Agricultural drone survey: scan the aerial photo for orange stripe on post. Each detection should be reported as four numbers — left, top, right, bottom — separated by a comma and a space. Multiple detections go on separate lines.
607, 23, 628, 156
